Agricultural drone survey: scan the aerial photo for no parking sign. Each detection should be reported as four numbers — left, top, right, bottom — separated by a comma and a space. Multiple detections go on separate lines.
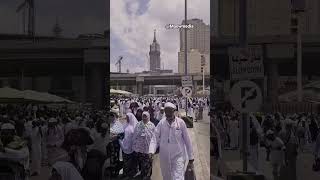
230, 80, 262, 113
181, 87, 192, 97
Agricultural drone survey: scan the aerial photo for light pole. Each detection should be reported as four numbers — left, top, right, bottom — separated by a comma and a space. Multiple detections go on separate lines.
297, 13, 303, 102
291, 0, 305, 102
201, 55, 205, 95
239, 0, 248, 172
184, 0, 188, 117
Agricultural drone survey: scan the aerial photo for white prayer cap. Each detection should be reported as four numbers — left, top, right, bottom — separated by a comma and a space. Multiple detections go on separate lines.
101, 123, 108, 129
160, 107, 164, 110
110, 100, 115, 104
1, 123, 15, 130
164, 102, 176, 110
266, 130, 274, 135
49, 118, 57, 123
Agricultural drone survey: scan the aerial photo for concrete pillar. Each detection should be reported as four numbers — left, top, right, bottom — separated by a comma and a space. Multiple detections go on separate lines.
32, 77, 36, 90
137, 82, 143, 96
268, 62, 279, 103
133, 85, 137, 94
193, 80, 198, 95
20, 68, 24, 90
86, 63, 106, 109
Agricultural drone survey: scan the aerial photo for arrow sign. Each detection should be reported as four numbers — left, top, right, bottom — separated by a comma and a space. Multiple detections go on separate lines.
230, 80, 262, 113
181, 87, 192, 97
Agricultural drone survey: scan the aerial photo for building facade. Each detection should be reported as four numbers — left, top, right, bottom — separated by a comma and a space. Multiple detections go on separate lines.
178, 18, 210, 74
179, 18, 210, 54
178, 49, 210, 74
149, 30, 161, 72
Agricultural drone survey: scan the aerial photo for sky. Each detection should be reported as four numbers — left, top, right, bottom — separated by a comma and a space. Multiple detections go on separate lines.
0, 0, 107, 37
110, 0, 210, 73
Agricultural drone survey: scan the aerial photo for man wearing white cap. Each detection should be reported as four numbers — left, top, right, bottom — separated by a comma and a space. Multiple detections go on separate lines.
149, 102, 194, 180
156, 107, 165, 122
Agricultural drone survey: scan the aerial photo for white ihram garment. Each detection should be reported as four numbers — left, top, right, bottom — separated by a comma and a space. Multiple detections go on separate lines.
149, 117, 194, 180
30, 127, 42, 174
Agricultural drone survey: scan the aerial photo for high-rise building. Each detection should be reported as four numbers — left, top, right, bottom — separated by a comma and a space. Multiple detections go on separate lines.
180, 19, 210, 54
178, 19, 210, 74
149, 30, 161, 72
217, 0, 320, 36
178, 49, 210, 74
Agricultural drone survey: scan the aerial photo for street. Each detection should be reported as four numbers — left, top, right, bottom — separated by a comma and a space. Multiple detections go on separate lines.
215, 143, 320, 180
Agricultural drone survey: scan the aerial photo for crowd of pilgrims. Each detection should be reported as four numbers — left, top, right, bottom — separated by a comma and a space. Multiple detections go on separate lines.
108, 96, 208, 179
212, 109, 320, 180
0, 104, 113, 180
0, 96, 208, 180
112, 96, 209, 123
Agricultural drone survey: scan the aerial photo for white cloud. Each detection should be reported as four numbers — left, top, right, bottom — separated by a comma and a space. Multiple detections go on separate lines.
110, 0, 210, 73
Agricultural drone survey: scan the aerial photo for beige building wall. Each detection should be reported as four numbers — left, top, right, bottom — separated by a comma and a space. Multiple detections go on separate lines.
180, 19, 210, 54
178, 49, 210, 74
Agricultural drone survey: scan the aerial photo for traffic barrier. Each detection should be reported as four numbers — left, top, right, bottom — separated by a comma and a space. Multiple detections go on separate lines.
263, 102, 319, 113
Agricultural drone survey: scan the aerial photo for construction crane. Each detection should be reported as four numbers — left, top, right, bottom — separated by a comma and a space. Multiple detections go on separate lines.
16, 0, 35, 36
115, 56, 123, 73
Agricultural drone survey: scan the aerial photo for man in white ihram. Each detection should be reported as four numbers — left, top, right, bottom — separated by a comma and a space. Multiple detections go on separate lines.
149, 102, 194, 180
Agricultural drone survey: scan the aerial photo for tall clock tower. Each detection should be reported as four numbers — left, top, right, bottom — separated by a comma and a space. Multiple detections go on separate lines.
149, 29, 161, 72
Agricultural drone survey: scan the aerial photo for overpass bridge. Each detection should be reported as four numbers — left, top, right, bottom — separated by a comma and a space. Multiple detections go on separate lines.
110, 72, 210, 95
0, 35, 108, 108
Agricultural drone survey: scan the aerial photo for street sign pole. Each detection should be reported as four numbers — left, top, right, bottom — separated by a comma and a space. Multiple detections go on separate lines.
201, 55, 205, 96
239, 0, 248, 172
297, 12, 303, 102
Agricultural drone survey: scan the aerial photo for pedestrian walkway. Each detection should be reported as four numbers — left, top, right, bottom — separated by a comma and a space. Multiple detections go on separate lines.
151, 109, 210, 180
218, 147, 320, 180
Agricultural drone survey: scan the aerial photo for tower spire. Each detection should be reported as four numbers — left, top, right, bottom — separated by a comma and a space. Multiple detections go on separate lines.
153, 29, 156, 42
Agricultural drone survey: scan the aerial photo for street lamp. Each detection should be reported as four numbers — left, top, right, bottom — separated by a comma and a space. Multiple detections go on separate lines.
291, 0, 305, 102
201, 55, 205, 95
184, 0, 188, 117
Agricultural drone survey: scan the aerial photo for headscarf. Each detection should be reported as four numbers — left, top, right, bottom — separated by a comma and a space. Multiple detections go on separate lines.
125, 113, 138, 130
118, 113, 138, 154
52, 161, 84, 180
142, 111, 151, 122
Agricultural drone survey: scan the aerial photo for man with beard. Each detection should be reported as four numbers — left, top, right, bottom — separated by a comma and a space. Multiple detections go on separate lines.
150, 102, 194, 180
0, 123, 30, 171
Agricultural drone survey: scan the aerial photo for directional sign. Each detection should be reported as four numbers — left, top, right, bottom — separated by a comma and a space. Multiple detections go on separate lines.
181, 87, 192, 97
181, 76, 193, 87
228, 45, 264, 80
230, 80, 262, 113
